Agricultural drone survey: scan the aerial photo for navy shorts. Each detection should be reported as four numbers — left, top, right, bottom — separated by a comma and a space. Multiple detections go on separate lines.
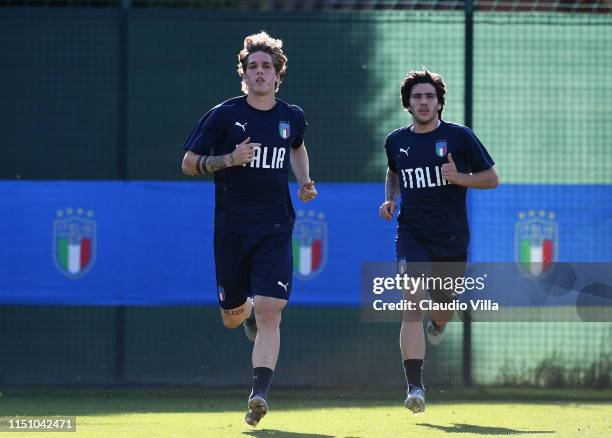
396, 229, 468, 303
214, 226, 293, 310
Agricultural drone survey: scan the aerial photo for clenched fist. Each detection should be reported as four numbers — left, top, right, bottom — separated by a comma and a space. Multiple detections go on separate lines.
298, 181, 317, 202
379, 201, 397, 220
232, 137, 261, 166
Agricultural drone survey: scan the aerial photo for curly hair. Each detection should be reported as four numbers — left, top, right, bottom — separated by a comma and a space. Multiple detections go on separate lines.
237, 31, 287, 94
400, 69, 446, 119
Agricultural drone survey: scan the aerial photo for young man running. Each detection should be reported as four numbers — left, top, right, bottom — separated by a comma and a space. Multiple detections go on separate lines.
380, 69, 498, 413
182, 31, 317, 427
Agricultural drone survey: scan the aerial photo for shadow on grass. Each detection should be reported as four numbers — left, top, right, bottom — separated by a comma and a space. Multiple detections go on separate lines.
243, 429, 336, 438
417, 423, 554, 435
0, 388, 610, 416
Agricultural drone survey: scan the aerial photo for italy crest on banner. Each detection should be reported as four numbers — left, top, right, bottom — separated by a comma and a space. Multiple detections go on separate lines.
53, 208, 96, 279
515, 210, 558, 279
292, 210, 327, 281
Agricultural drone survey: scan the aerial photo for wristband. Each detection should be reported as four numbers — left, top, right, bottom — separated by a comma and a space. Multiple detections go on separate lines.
196, 155, 208, 174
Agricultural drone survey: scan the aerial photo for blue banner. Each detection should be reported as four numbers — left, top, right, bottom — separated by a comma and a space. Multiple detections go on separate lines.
0, 182, 610, 305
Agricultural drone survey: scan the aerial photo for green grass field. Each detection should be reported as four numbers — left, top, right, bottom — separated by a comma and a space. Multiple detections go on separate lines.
1, 388, 611, 437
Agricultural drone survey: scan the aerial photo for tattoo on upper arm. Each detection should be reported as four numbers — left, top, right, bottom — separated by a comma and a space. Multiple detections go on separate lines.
385, 170, 400, 201
222, 308, 244, 316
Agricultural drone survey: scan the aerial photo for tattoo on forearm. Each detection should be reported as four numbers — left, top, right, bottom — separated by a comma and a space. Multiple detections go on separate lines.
222, 308, 244, 316
206, 155, 230, 173
385, 171, 400, 202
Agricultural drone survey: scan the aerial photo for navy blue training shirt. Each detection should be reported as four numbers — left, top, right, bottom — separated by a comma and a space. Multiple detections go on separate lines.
385, 120, 494, 237
183, 96, 307, 235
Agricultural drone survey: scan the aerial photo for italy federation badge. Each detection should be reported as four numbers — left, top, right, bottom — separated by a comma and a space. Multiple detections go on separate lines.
53, 208, 96, 279
515, 210, 558, 279
435, 140, 447, 157
292, 210, 327, 281
279, 121, 291, 139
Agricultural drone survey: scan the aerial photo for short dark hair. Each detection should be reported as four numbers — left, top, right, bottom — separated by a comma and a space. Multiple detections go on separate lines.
400, 69, 446, 118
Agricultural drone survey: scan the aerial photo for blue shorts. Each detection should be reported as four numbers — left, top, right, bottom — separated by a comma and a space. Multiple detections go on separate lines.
214, 226, 293, 310
396, 229, 468, 303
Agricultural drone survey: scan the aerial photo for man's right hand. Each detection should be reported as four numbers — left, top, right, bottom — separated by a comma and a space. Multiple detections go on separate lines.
231, 137, 261, 166
379, 201, 397, 220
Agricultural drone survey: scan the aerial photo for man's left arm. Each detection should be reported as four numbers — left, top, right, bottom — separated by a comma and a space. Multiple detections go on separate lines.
290, 143, 317, 202
441, 153, 499, 189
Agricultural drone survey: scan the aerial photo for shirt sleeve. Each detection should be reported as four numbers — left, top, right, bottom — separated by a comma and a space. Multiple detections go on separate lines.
182, 106, 226, 156
462, 127, 495, 173
385, 133, 397, 173
290, 104, 307, 149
